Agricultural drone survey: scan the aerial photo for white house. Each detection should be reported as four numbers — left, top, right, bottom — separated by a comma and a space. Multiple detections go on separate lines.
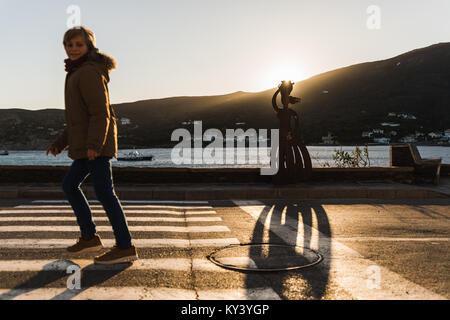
428, 132, 442, 139
444, 129, 450, 138
397, 113, 416, 120
380, 122, 400, 127
374, 137, 390, 144
321, 132, 336, 145
372, 129, 384, 134
120, 118, 131, 125
415, 131, 425, 138
400, 135, 417, 143
362, 131, 372, 138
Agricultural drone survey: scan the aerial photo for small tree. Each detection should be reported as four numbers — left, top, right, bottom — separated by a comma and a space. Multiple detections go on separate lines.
323, 145, 371, 168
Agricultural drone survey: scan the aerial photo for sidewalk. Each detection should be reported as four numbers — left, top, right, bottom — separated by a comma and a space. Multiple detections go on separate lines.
1, 178, 449, 200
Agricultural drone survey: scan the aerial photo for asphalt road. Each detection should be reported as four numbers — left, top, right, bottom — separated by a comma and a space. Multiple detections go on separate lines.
0, 198, 448, 300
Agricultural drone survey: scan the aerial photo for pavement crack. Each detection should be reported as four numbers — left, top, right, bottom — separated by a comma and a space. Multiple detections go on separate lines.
184, 208, 200, 300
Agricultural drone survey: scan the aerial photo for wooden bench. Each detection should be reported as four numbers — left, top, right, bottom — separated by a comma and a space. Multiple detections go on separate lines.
390, 144, 442, 185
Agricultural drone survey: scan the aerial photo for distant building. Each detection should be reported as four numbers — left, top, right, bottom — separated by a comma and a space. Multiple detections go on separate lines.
428, 132, 442, 139
373, 137, 390, 144
380, 122, 400, 127
415, 131, 425, 138
444, 129, 450, 138
400, 135, 416, 143
389, 131, 398, 136
372, 129, 384, 134
321, 132, 336, 145
388, 112, 397, 117
397, 113, 416, 120
120, 118, 131, 125
362, 131, 373, 138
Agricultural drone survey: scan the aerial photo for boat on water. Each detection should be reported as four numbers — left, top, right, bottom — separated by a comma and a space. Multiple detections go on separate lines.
117, 150, 153, 162
0, 150, 9, 156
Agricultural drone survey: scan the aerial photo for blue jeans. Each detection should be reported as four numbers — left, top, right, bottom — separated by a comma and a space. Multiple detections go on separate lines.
62, 157, 132, 249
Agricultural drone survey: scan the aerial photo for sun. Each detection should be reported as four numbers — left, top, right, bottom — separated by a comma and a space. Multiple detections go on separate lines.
264, 64, 308, 90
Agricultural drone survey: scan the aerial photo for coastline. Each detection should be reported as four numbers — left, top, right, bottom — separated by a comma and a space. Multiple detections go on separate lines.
2, 142, 450, 151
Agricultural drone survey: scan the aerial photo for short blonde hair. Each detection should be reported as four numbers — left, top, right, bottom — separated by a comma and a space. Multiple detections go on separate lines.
63, 26, 96, 50
63, 26, 117, 70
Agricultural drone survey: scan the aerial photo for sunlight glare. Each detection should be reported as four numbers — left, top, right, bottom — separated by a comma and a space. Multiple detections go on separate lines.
264, 64, 307, 90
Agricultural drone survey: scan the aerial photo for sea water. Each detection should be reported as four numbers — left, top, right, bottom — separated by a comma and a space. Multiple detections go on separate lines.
0, 146, 448, 167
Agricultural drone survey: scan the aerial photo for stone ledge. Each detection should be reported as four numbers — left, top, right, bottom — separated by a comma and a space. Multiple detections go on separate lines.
0, 166, 416, 184
1, 184, 447, 200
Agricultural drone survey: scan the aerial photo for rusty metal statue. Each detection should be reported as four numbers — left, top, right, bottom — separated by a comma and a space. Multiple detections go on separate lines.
272, 80, 312, 184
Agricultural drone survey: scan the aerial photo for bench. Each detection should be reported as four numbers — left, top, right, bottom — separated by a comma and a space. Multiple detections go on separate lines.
390, 144, 442, 185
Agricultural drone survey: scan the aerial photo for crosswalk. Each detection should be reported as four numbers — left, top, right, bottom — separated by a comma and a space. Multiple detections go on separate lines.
233, 200, 448, 300
0, 200, 280, 300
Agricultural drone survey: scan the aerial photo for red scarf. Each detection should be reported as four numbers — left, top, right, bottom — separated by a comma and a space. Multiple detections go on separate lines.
64, 53, 89, 73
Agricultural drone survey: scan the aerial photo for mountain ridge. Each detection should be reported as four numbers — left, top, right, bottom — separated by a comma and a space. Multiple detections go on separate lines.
1, 42, 449, 149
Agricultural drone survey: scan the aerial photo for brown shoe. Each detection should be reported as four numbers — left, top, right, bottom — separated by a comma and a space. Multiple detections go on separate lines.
94, 245, 138, 265
67, 234, 104, 254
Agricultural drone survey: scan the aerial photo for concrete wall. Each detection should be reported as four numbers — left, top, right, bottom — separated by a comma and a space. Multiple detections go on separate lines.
0, 166, 416, 185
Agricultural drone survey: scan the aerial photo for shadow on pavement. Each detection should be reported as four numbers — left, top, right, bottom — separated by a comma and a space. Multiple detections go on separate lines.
0, 259, 131, 300
244, 201, 331, 300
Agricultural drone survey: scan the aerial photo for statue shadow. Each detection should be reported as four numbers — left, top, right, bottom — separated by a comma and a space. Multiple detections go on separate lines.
244, 200, 332, 300
0, 259, 131, 300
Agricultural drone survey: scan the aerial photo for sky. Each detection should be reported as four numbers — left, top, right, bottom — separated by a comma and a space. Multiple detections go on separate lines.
0, 0, 449, 110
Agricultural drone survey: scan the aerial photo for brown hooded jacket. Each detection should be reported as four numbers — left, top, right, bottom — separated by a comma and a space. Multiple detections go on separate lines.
53, 52, 118, 160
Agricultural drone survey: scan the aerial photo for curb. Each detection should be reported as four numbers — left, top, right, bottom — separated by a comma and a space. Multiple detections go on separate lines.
0, 185, 448, 200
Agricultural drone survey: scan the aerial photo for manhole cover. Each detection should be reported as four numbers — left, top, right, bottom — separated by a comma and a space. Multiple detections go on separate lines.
207, 243, 323, 272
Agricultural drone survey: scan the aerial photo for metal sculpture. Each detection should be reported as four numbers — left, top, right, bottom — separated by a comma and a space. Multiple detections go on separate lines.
272, 80, 312, 184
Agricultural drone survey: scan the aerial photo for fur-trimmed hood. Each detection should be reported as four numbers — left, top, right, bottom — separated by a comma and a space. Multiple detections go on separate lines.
85, 50, 117, 81
89, 51, 116, 70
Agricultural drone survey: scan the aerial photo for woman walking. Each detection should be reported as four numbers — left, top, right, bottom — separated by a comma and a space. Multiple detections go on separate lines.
46, 26, 138, 264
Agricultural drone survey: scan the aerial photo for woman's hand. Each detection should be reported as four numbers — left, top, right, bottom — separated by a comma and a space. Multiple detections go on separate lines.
46, 144, 60, 157
87, 149, 100, 160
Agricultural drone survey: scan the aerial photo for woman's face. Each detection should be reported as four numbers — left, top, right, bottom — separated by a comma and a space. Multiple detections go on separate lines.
64, 35, 89, 61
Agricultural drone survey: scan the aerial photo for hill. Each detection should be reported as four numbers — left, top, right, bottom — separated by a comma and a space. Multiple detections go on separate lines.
1, 42, 449, 150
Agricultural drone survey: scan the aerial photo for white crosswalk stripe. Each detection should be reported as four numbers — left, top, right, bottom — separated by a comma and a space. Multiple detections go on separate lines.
0, 200, 279, 301
31, 200, 210, 204
0, 225, 230, 232
0, 258, 256, 272
0, 209, 218, 215
0, 216, 223, 222
0, 238, 241, 248
0, 203, 239, 248
0, 287, 280, 300
232, 200, 447, 300
22, 204, 214, 210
